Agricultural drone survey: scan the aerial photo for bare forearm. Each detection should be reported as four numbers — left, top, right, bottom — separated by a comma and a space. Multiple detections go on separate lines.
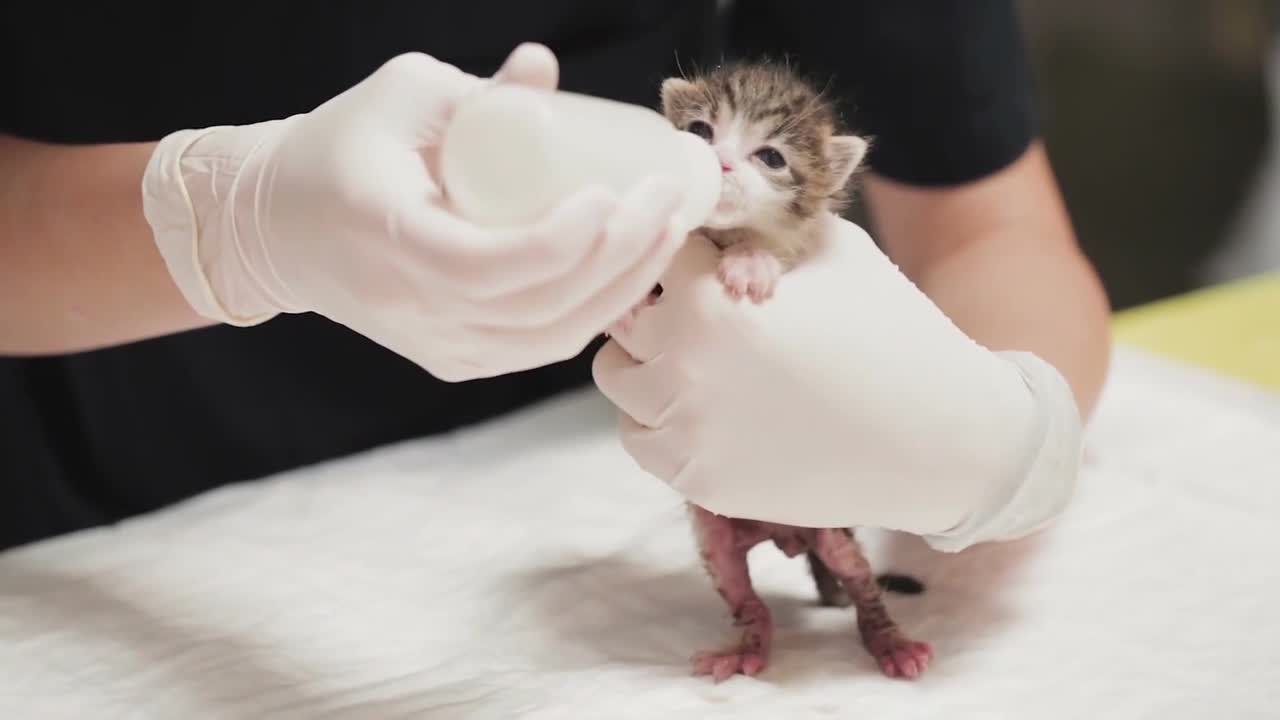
0, 134, 212, 355
867, 142, 1111, 419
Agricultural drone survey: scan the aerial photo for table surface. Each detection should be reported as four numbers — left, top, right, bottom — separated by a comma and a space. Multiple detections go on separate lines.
1112, 270, 1280, 391
2, 344, 1278, 719
2, 275, 1277, 718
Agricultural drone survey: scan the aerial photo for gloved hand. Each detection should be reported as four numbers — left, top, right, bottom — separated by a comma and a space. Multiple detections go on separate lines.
592, 213, 1084, 552
142, 44, 693, 381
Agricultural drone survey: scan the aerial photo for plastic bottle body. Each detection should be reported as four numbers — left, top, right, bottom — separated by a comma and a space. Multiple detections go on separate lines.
439, 84, 721, 234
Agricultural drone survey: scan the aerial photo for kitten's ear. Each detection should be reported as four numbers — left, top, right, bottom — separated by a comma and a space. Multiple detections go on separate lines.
660, 77, 698, 114
828, 135, 871, 185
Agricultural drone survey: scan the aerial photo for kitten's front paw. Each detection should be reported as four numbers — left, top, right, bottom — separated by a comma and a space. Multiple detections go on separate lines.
717, 250, 782, 303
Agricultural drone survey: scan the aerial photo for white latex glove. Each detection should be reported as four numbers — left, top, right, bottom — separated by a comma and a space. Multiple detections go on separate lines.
592, 213, 1083, 552
142, 44, 694, 381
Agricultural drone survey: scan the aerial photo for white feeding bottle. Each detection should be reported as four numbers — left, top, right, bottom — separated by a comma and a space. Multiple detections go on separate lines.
438, 83, 722, 234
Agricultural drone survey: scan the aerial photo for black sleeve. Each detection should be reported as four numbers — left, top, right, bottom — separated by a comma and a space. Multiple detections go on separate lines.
728, 0, 1040, 187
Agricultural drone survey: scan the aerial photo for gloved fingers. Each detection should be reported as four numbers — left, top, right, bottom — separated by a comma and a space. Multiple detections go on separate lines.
603, 293, 669, 364
344, 316, 476, 382
649, 230, 722, 299
492, 42, 559, 91
371, 52, 482, 146
617, 416, 688, 485
591, 340, 677, 428
374, 312, 546, 383
429, 317, 595, 378
457, 208, 683, 367
444, 215, 678, 372
415, 44, 558, 195
465, 175, 682, 327
419, 172, 680, 308
472, 209, 684, 358
396, 183, 616, 294
546, 220, 678, 342
409, 43, 558, 216
605, 232, 723, 362
430, 355, 506, 383
420, 357, 482, 383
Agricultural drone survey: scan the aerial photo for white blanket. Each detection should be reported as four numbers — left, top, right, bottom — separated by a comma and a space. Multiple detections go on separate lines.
2, 347, 1278, 719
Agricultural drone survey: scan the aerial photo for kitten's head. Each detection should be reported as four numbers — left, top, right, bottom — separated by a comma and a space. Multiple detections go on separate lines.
661, 62, 869, 231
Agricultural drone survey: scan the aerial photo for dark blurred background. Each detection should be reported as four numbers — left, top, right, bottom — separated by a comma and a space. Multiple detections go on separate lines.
1016, 0, 1279, 309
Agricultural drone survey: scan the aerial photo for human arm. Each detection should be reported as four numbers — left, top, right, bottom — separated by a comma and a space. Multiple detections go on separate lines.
866, 143, 1111, 419
593, 217, 1082, 550
0, 135, 213, 355
2, 44, 708, 382
729, 0, 1110, 416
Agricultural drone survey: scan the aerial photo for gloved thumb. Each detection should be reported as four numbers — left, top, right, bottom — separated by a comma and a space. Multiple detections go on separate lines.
600, 230, 719, 362
654, 231, 722, 299
493, 42, 559, 90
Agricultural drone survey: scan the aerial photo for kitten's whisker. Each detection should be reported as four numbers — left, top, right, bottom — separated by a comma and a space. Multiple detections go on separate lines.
674, 50, 689, 81
778, 90, 832, 136
661, 58, 867, 228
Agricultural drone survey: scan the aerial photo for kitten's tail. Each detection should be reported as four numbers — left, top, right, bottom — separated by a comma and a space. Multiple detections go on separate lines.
808, 551, 926, 607
876, 573, 926, 595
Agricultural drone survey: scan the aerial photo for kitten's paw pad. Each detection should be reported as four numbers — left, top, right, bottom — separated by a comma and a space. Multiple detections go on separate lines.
692, 649, 768, 682
868, 637, 933, 679
717, 251, 782, 303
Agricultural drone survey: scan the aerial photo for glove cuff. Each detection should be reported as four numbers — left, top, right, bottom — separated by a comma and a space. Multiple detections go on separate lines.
922, 351, 1084, 552
141, 122, 292, 327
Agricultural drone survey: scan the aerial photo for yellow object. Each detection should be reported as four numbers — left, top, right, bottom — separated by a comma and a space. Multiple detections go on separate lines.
1112, 271, 1280, 390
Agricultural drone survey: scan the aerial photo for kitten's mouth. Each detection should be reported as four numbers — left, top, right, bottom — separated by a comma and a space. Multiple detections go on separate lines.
703, 178, 745, 229
703, 205, 738, 231
714, 181, 743, 211
705, 205, 738, 230
706, 191, 744, 227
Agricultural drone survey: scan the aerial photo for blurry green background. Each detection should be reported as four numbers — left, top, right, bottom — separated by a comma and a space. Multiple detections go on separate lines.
1017, 0, 1276, 309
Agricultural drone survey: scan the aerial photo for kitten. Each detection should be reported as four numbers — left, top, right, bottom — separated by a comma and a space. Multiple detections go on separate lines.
661, 60, 867, 301
659, 61, 934, 682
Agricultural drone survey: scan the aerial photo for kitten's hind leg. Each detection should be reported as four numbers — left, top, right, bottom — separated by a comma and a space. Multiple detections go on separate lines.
807, 550, 851, 607
811, 528, 933, 679
689, 505, 773, 682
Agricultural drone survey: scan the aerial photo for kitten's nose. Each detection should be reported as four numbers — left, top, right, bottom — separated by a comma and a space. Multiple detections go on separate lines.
714, 148, 734, 173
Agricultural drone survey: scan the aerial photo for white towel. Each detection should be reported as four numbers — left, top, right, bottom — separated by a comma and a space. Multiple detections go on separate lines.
2, 347, 1277, 719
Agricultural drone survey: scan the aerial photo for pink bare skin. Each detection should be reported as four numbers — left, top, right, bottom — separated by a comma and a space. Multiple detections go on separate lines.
690, 505, 933, 682
811, 528, 933, 679
690, 506, 773, 681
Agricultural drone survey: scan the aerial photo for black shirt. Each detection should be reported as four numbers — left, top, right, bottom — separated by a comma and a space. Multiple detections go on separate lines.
0, 1, 1038, 550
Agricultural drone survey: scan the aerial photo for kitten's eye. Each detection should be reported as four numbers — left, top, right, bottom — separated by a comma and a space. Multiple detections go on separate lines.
686, 120, 714, 142
754, 147, 787, 169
